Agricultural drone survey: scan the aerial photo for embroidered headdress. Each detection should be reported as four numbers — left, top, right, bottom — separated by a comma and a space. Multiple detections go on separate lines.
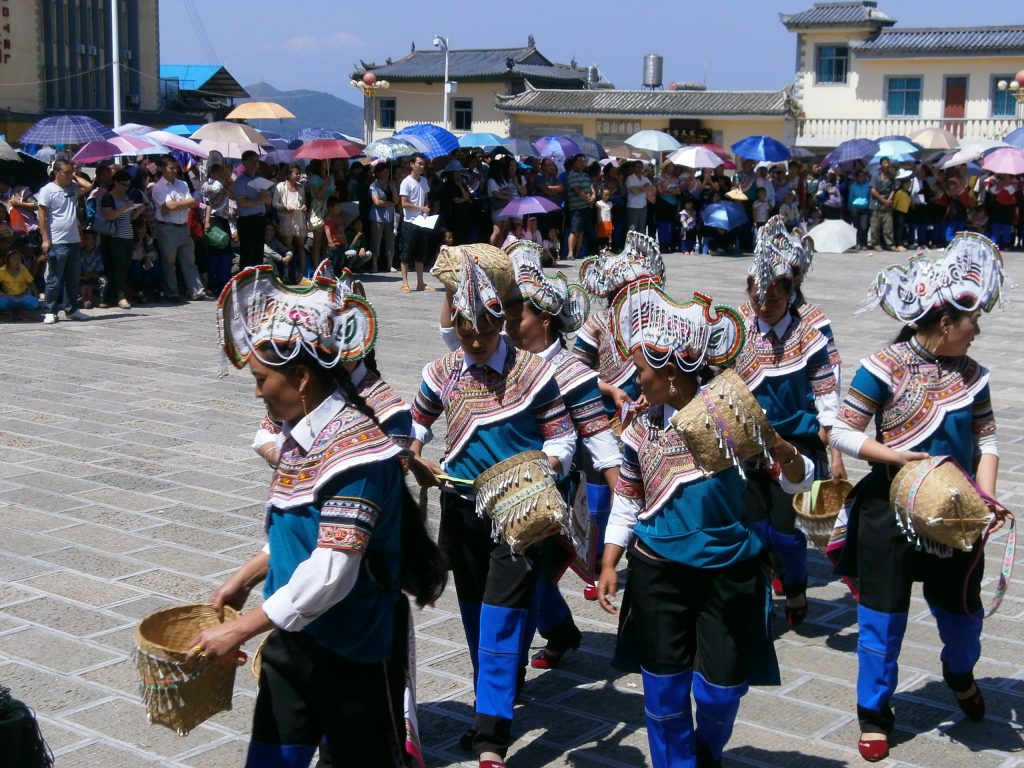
451, 246, 504, 330
860, 232, 1011, 323
505, 240, 589, 334
611, 281, 745, 373
312, 258, 366, 299
579, 230, 665, 299
748, 215, 813, 302
217, 264, 377, 370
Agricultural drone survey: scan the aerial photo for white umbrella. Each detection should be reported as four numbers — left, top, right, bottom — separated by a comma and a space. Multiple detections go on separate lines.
907, 126, 959, 151
146, 130, 209, 158
624, 129, 681, 153
807, 220, 858, 254
665, 145, 723, 169
192, 121, 268, 159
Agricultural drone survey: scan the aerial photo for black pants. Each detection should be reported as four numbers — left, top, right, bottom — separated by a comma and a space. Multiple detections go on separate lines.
101, 235, 132, 303
399, 221, 429, 265
250, 629, 405, 767
237, 214, 266, 270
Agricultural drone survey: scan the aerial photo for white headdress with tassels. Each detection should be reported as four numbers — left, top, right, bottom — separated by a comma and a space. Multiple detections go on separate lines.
859, 232, 1012, 323
579, 230, 665, 299
217, 264, 377, 371
451, 246, 504, 329
747, 215, 813, 303
504, 240, 589, 334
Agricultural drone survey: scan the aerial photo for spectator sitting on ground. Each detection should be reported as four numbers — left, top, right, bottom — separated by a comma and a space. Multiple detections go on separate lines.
502, 219, 527, 249
542, 227, 560, 266
524, 216, 544, 246
0, 243, 40, 320
344, 217, 373, 272
262, 222, 293, 278
78, 229, 104, 309
129, 219, 162, 304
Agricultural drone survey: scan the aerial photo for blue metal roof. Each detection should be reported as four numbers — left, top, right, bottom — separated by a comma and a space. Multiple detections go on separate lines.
159, 65, 221, 91
851, 26, 1024, 56
780, 2, 894, 30
354, 47, 586, 83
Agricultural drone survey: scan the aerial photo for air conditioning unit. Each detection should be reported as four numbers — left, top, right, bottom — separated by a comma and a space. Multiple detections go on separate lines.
75, 44, 86, 54
87, 45, 98, 56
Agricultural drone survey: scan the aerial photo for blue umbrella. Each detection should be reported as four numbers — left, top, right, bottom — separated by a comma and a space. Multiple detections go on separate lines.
364, 137, 419, 160
20, 115, 116, 146
396, 123, 459, 158
161, 124, 202, 137
875, 135, 922, 156
458, 132, 503, 148
731, 135, 790, 162
565, 133, 607, 160
831, 138, 881, 164
290, 127, 345, 145
869, 151, 917, 165
701, 202, 748, 231
1004, 127, 1024, 150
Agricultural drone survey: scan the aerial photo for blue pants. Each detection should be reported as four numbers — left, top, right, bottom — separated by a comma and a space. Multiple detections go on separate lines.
43, 242, 81, 315
0, 293, 39, 311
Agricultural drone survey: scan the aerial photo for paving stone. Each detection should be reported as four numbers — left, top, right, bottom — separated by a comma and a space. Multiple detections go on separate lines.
0, 661, 108, 713
34, 717, 93, 752
17, 571, 145, 607
48, 524, 155, 554
0, 627, 121, 673
2, 597, 128, 638
137, 522, 251, 553
152, 504, 255, 531
85, 471, 182, 494
52, 740, 165, 767
117, 569, 219, 603
39, 547, 149, 579
0, 505, 76, 533
0, 487, 91, 514
0, 553, 60, 581
180, 739, 251, 767
106, 594, 179, 621
77, 657, 141, 697
75, 486, 172, 513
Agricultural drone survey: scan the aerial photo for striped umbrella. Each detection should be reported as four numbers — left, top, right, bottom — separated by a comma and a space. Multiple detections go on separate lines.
397, 124, 459, 158
364, 137, 420, 160
830, 138, 881, 164
20, 115, 116, 145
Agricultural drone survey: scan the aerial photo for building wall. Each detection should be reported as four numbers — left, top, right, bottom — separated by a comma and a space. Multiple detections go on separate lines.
134, 0, 161, 111
0, 2, 44, 114
368, 81, 512, 141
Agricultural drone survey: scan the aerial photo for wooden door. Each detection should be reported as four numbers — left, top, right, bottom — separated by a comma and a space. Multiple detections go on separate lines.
944, 77, 967, 137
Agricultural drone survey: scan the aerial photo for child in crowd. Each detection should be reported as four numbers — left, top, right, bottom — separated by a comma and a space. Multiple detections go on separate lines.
778, 190, 800, 229
595, 187, 614, 249
524, 216, 544, 246
501, 219, 526, 250
679, 199, 697, 254
78, 230, 103, 309
892, 174, 912, 251
0, 245, 40, 320
129, 219, 162, 304
542, 226, 560, 266
323, 197, 348, 273
262, 222, 294, 279
344, 217, 373, 271
752, 187, 772, 240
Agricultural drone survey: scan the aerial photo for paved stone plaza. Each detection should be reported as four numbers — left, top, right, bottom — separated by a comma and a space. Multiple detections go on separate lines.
1, 249, 1023, 767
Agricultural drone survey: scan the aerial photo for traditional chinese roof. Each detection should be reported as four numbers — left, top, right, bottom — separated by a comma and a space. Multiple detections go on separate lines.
780, 1, 895, 30
159, 65, 249, 98
851, 26, 1024, 57
496, 84, 792, 118
353, 46, 587, 85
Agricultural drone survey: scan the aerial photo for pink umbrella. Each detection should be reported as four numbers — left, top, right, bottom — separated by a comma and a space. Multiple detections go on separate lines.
981, 147, 1024, 175
500, 196, 561, 218
292, 139, 363, 160
145, 131, 209, 158
71, 136, 168, 163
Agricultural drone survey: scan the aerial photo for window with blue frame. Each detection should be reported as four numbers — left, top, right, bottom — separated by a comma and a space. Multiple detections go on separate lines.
815, 45, 849, 84
379, 98, 396, 130
992, 76, 1018, 117
886, 77, 922, 116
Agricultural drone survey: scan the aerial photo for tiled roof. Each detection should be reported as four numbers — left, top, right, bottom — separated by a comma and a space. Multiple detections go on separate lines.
780, 2, 894, 29
354, 47, 587, 84
159, 65, 249, 97
495, 85, 792, 117
851, 26, 1024, 56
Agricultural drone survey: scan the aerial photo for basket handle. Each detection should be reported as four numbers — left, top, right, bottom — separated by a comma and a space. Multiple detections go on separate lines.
959, 467, 1016, 618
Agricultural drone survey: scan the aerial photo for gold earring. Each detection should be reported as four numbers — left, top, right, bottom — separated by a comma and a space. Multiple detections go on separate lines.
301, 393, 311, 430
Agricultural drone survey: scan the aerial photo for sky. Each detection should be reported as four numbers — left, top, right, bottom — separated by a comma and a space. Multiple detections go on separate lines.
159, 0, 1023, 105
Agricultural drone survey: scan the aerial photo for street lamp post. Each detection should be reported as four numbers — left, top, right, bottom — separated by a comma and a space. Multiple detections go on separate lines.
997, 71, 1024, 126
351, 72, 390, 143
433, 35, 449, 130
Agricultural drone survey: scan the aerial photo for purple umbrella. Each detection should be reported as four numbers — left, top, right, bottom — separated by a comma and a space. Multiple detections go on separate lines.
20, 114, 117, 146
500, 196, 561, 218
533, 136, 581, 159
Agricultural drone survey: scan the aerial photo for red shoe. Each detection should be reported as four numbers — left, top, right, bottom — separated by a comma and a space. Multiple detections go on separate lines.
583, 584, 599, 601
785, 593, 808, 627
857, 736, 889, 762
531, 648, 564, 670
480, 761, 507, 768
771, 576, 785, 596
955, 684, 986, 721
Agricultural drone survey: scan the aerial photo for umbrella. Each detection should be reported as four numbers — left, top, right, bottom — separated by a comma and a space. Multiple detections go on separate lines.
907, 126, 959, 150
261, 150, 294, 165
113, 123, 155, 136
534, 136, 582, 159
458, 132, 503, 148
869, 151, 917, 166
192, 121, 268, 159
33, 146, 57, 162
982, 147, 1024, 175
397, 134, 433, 155
500, 138, 536, 157
731, 135, 790, 162
20, 114, 117, 145
70, 136, 169, 164
625, 130, 681, 154
146, 131, 208, 157
500, 196, 561, 218
807, 220, 857, 254
830, 138, 881, 164
701, 202, 748, 231
293, 139, 364, 160
364, 137, 419, 160
666, 146, 723, 169
874, 135, 922, 156
788, 146, 817, 159
565, 133, 607, 160
289, 127, 346, 145
605, 144, 651, 161
397, 124, 459, 158
0, 151, 49, 190
161, 124, 202, 136
0, 140, 21, 163
226, 101, 295, 120
1003, 127, 1024, 150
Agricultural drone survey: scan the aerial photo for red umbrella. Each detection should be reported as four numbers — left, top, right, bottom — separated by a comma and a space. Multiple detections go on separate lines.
293, 139, 363, 160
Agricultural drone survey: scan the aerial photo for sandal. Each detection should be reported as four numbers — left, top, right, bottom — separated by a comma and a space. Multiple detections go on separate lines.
416, 284, 435, 292
400, 284, 411, 293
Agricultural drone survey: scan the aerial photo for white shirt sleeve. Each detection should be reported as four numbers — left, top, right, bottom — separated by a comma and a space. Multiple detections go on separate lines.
605, 493, 641, 549
542, 431, 576, 477
814, 388, 840, 428
976, 431, 999, 457
778, 454, 815, 494
411, 420, 433, 446
583, 430, 622, 471
439, 324, 459, 352
260, 547, 362, 631
830, 421, 870, 458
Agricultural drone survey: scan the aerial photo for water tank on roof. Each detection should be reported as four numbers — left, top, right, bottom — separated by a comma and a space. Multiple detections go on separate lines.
587, 65, 599, 88
643, 54, 663, 89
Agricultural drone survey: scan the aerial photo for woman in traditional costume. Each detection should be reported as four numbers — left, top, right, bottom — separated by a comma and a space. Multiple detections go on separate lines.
830, 233, 1009, 762
189, 264, 446, 767
733, 223, 841, 627
597, 281, 810, 768
502, 241, 622, 670
408, 250, 575, 768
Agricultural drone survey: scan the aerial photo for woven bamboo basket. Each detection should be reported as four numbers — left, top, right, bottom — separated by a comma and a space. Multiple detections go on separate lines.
475, 450, 567, 554
669, 369, 776, 475
134, 604, 240, 736
793, 479, 854, 551
432, 243, 515, 299
890, 457, 993, 551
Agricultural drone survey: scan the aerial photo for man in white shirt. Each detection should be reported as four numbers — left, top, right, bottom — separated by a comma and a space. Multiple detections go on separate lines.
398, 153, 434, 293
37, 159, 88, 324
625, 161, 651, 234
151, 156, 205, 302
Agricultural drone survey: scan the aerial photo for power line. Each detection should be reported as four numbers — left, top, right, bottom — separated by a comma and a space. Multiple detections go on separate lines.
182, 0, 219, 65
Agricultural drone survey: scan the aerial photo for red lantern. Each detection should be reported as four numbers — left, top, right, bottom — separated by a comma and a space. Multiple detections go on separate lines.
362, 72, 377, 86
